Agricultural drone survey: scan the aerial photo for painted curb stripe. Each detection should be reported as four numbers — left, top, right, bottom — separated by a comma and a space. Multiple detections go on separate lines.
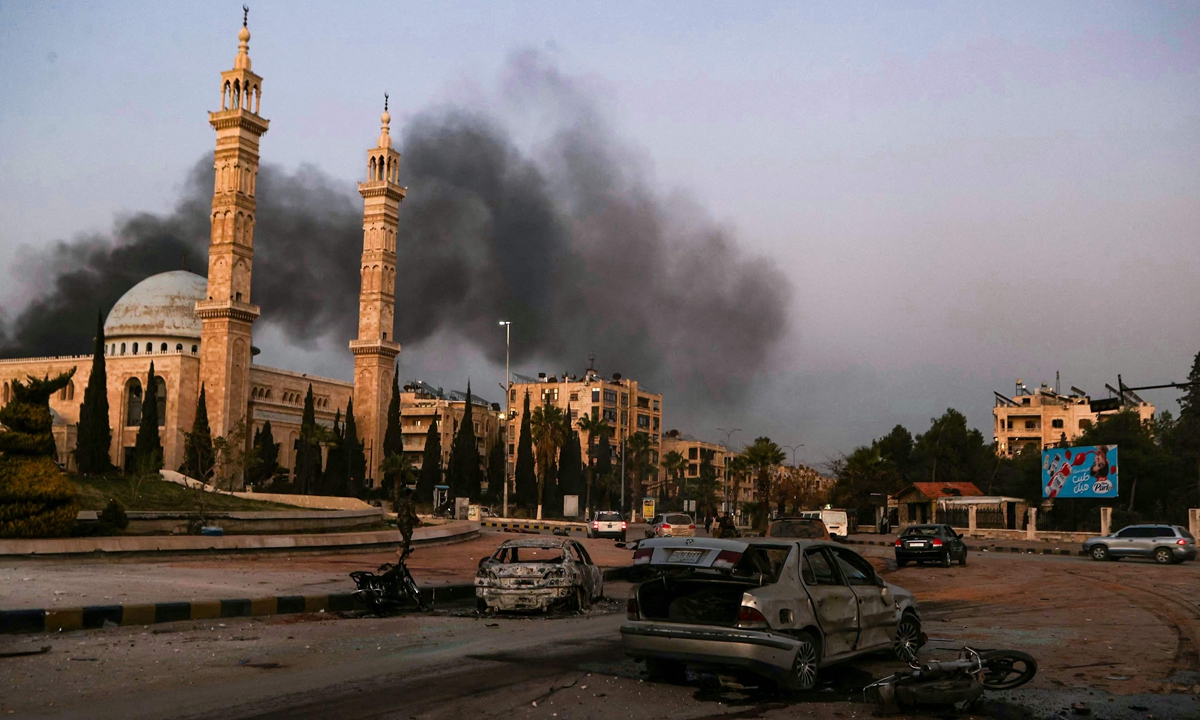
0, 609, 45, 633
220, 599, 253, 618
82, 605, 123, 629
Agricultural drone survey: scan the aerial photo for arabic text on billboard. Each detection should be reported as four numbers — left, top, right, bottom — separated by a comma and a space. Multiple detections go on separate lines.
1042, 445, 1118, 499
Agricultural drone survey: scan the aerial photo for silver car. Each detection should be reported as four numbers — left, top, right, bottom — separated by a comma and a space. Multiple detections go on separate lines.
621, 537, 922, 690
475, 537, 605, 612
1082, 524, 1197, 564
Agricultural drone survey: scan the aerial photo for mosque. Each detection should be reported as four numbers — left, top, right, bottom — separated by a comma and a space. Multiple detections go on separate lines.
0, 16, 403, 483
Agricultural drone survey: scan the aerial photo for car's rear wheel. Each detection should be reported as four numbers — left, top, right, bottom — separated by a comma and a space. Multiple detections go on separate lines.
790, 632, 820, 691
644, 658, 687, 684
941, 552, 952, 568
894, 614, 922, 662
1155, 547, 1175, 565
1090, 545, 1109, 561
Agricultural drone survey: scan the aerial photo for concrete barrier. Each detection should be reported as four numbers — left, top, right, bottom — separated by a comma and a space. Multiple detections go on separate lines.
113, 507, 385, 535
480, 518, 589, 534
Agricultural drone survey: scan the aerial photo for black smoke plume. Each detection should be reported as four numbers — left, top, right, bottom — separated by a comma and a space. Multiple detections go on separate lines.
2, 53, 791, 404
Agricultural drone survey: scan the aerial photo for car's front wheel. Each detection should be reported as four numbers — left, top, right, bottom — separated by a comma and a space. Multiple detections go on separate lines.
894, 613, 922, 662
958, 550, 968, 567
1090, 545, 1109, 561
790, 632, 820, 691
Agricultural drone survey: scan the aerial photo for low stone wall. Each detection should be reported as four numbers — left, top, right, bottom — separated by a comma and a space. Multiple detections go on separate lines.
229, 492, 372, 510
956, 527, 1095, 544
116, 508, 385, 535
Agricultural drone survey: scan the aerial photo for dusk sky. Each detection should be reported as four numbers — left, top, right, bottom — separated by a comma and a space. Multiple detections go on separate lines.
2, 1, 1198, 463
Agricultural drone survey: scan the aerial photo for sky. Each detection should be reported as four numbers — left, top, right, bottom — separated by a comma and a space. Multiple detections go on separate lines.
1, 1, 1198, 463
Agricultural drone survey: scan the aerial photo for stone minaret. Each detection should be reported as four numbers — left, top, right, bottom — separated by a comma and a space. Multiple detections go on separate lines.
350, 97, 405, 482
197, 10, 268, 442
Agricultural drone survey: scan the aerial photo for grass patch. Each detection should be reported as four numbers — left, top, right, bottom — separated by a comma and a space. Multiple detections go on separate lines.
71, 474, 303, 513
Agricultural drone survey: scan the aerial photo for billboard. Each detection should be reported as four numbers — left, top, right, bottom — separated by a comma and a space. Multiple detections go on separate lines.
1042, 445, 1118, 498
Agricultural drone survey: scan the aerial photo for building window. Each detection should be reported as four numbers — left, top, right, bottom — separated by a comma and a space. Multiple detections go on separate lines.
636, 414, 650, 429
155, 376, 167, 427
191, 345, 198, 354
688, 463, 698, 477
1052, 419, 1064, 429
1021, 398, 1031, 405
1024, 420, 1036, 429
621, 410, 628, 425
1006, 420, 1013, 429
652, 417, 659, 431
509, 443, 514, 457
510, 389, 516, 403
621, 393, 628, 406
569, 392, 578, 402
125, 378, 143, 426
132, 342, 139, 354
653, 400, 660, 411
688, 447, 698, 460
120, 343, 126, 355
603, 389, 617, 404
592, 388, 600, 402
541, 388, 559, 403
160, 343, 168, 353
637, 397, 649, 409
591, 405, 599, 420
603, 408, 617, 423
176, 343, 183, 352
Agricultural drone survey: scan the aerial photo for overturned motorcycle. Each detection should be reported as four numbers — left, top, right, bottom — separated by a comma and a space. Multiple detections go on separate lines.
864, 646, 1037, 716
349, 552, 432, 614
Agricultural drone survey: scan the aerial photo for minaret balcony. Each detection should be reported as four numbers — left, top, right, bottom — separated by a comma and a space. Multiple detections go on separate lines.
196, 298, 261, 324
349, 338, 401, 357
209, 110, 270, 135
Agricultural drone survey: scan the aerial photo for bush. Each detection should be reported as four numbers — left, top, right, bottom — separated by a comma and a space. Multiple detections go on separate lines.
98, 498, 129, 535
0, 456, 80, 538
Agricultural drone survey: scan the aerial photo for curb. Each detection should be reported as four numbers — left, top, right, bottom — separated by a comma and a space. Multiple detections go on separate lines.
844, 538, 1083, 557
0, 584, 478, 635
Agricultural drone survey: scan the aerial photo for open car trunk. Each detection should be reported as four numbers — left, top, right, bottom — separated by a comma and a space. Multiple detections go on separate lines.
636, 577, 754, 626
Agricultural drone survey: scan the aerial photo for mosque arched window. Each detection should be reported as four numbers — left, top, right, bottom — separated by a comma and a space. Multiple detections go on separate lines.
68, 382, 74, 401
161, 343, 168, 353
176, 343, 183, 352
191, 345, 198, 355
125, 378, 143, 427
155, 376, 167, 427
3, 381, 9, 404
120, 343, 126, 355
132, 342, 139, 355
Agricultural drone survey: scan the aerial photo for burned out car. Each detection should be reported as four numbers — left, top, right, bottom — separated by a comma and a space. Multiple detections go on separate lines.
621, 537, 921, 690
475, 537, 604, 612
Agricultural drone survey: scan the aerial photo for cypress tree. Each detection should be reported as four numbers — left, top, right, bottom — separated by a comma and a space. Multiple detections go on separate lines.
248, 419, 279, 487
131, 362, 163, 476
595, 428, 613, 510
486, 435, 505, 505
294, 384, 322, 494
345, 398, 367, 495
323, 409, 345, 496
180, 384, 214, 481
514, 391, 537, 511
415, 413, 443, 505
75, 310, 112, 474
381, 371, 403, 487
447, 381, 483, 502
559, 426, 584, 500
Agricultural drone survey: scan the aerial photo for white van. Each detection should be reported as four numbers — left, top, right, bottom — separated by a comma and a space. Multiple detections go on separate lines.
799, 509, 849, 538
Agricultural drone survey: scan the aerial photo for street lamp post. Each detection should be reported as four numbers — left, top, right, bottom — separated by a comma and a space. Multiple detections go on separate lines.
498, 321, 511, 518
717, 427, 741, 514
783, 443, 804, 468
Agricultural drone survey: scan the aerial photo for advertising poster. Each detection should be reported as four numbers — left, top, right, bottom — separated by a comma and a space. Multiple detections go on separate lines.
1042, 445, 1118, 498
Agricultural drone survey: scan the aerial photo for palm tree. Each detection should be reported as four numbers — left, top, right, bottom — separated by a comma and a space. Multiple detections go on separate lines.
624, 431, 654, 515
743, 437, 787, 532
662, 450, 687, 502
530, 402, 567, 520
576, 413, 610, 515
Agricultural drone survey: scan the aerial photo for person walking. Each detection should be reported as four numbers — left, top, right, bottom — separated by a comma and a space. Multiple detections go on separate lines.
704, 511, 714, 536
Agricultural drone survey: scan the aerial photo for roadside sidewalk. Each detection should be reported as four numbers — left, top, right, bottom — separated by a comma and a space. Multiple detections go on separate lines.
847, 532, 1084, 555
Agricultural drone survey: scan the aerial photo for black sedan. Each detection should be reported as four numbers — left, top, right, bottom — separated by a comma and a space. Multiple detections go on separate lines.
895, 524, 968, 568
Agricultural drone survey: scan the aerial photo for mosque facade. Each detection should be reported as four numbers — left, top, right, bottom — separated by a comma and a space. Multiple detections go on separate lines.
0, 17, 401, 485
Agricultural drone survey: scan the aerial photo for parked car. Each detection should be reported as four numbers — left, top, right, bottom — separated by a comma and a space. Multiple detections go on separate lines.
1082, 525, 1197, 564
589, 511, 627, 540
894, 524, 968, 568
766, 516, 831, 540
798, 509, 849, 538
648, 513, 696, 538
475, 537, 605, 612
622, 537, 922, 690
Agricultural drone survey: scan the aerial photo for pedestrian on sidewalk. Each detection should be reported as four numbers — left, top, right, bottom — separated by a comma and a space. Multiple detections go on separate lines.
396, 487, 419, 558
704, 512, 713, 535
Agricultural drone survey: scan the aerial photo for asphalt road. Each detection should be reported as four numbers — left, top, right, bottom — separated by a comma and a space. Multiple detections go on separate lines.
4, 539, 1200, 719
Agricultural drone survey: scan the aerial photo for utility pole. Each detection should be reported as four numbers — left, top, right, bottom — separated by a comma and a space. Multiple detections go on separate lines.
620, 434, 627, 521
498, 321, 511, 517
717, 427, 741, 514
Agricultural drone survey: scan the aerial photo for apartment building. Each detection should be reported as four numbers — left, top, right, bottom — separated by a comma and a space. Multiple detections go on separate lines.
507, 364, 664, 483
400, 380, 505, 473
992, 379, 1154, 457
658, 430, 729, 497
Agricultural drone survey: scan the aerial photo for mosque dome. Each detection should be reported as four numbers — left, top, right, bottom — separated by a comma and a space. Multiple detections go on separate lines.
104, 271, 208, 341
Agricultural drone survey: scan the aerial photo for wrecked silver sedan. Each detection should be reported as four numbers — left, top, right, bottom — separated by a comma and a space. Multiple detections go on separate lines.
475, 537, 605, 613
622, 537, 922, 690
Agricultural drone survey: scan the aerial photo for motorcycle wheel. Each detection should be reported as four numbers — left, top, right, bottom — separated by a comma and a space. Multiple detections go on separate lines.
979, 649, 1038, 689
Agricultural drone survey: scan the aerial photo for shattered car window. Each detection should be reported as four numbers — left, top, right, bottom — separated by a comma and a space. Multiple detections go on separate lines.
494, 546, 565, 563
802, 549, 839, 586
733, 546, 791, 583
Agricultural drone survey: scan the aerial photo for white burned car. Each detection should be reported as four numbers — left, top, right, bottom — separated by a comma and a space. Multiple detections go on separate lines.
475, 537, 605, 612
622, 537, 922, 690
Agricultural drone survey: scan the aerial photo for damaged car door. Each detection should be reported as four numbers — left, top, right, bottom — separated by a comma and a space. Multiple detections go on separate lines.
830, 546, 893, 651
800, 547, 859, 657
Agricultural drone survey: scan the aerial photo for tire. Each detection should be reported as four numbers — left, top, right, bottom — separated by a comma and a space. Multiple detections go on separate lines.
941, 552, 952, 568
958, 550, 967, 567
893, 613, 922, 663
1155, 547, 1175, 565
476, 597, 489, 614
789, 632, 820, 691
644, 658, 687, 684
1090, 544, 1109, 561
979, 649, 1038, 690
